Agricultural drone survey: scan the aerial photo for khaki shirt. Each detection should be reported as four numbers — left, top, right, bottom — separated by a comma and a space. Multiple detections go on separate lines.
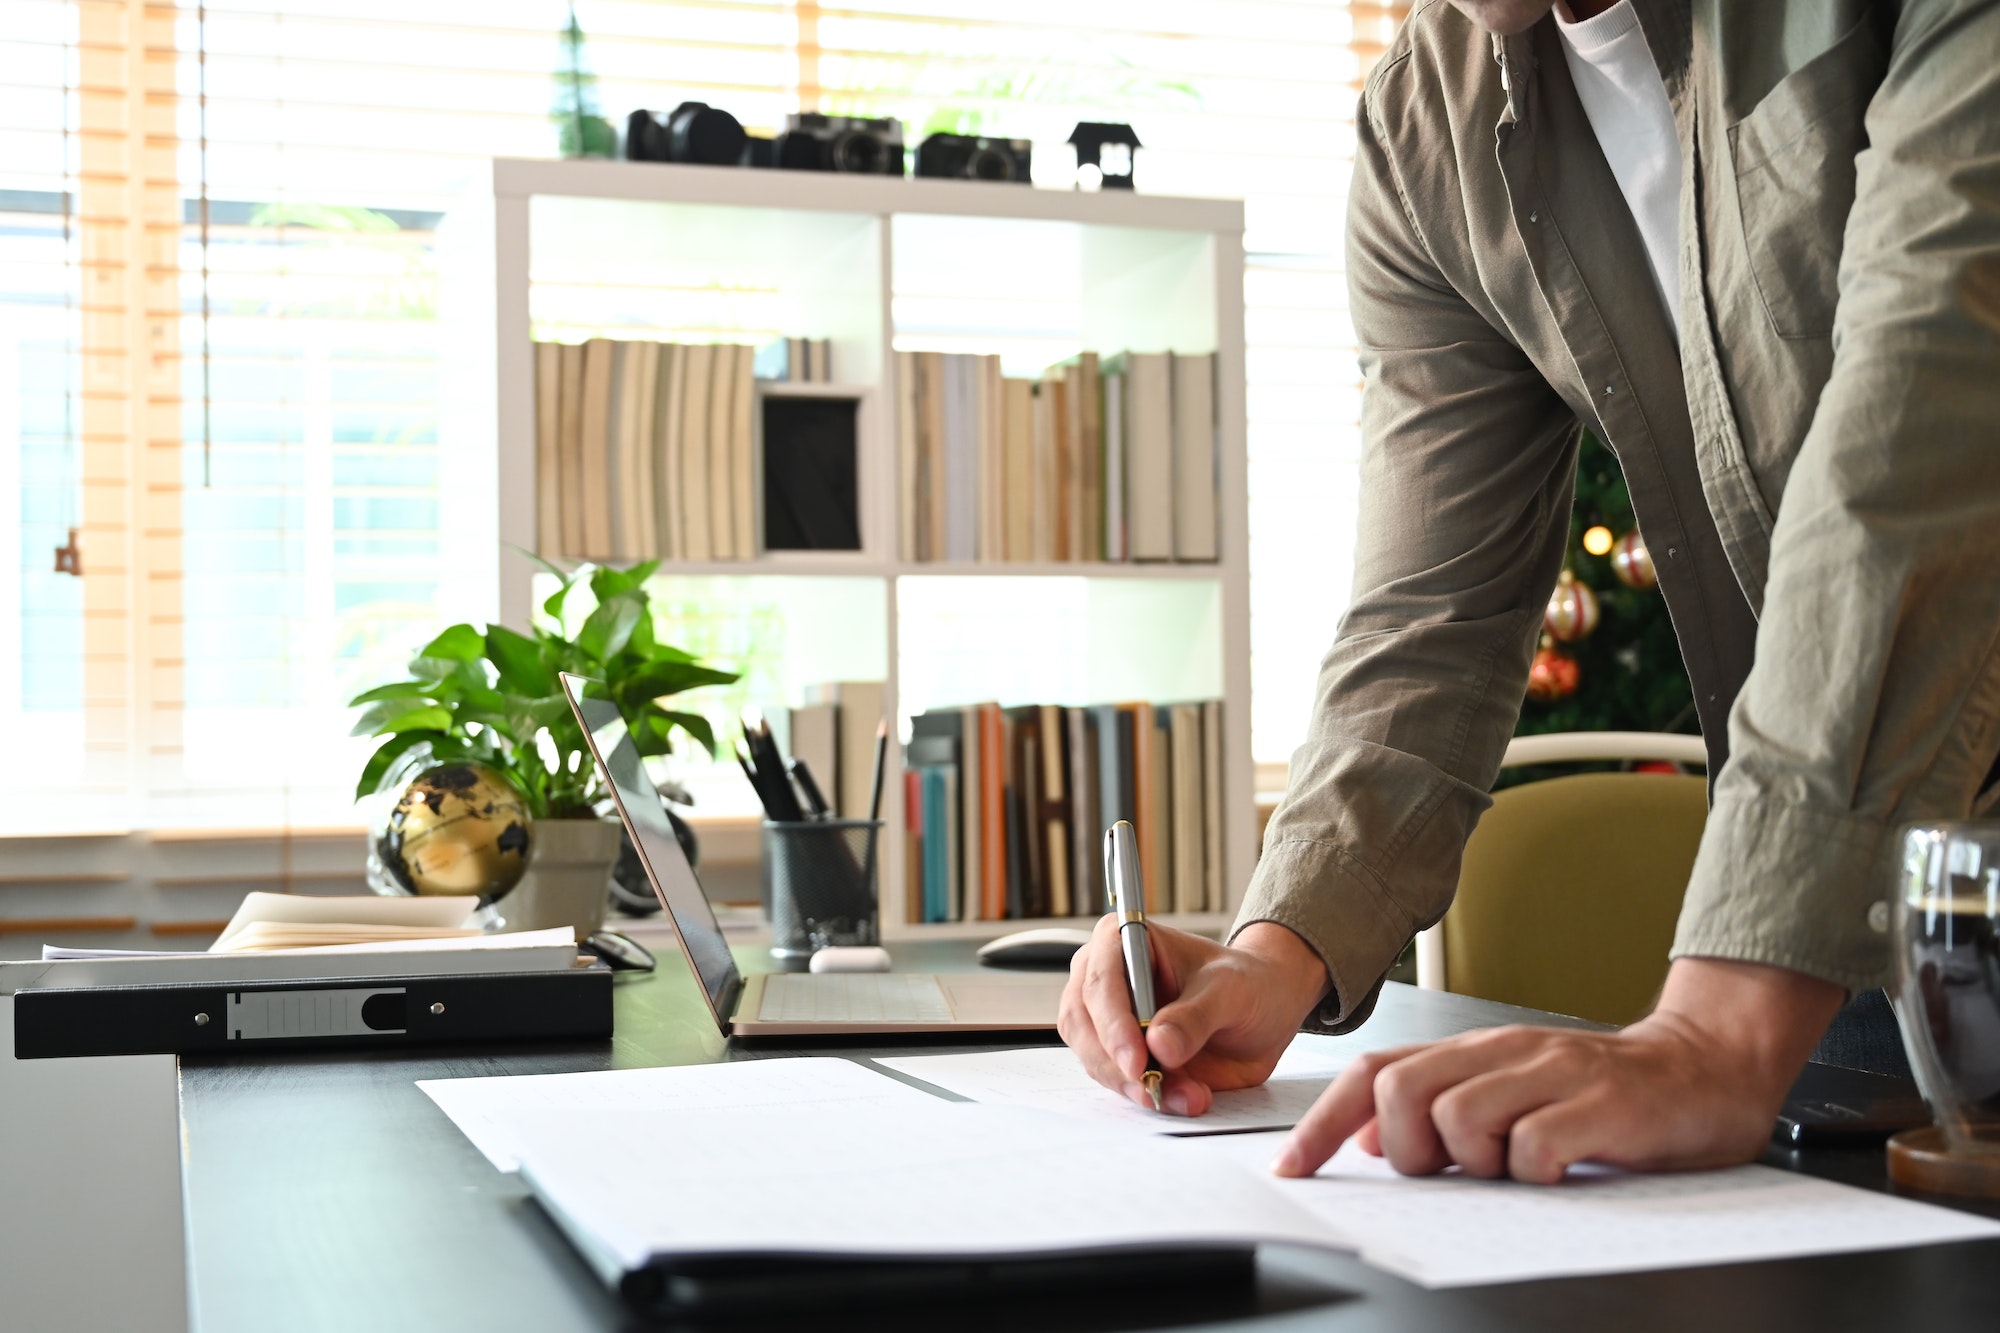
1240, 0, 2000, 1030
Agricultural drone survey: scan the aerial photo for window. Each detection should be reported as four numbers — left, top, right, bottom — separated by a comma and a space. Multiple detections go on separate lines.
0, 0, 1405, 834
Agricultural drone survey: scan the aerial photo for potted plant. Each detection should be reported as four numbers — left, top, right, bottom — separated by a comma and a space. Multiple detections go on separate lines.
350, 560, 739, 934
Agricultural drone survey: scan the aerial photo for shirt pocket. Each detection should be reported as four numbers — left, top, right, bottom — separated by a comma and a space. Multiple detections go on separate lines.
1726, 13, 1890, 340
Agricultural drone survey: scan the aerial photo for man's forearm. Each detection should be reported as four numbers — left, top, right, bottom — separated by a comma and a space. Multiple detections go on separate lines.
1644, 956, 1847, 1099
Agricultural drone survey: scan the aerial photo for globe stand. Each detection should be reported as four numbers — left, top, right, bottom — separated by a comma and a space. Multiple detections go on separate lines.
471, 902, 508, 934
1887, 1127, 2000, 1199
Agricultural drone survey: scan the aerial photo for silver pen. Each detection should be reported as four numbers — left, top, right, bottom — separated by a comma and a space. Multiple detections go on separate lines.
1105, 820, 1165, 1112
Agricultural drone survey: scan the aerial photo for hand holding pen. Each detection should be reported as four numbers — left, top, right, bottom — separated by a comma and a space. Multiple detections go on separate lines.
1105, 820, 1166, 1111
1058, 828, 1330, 1119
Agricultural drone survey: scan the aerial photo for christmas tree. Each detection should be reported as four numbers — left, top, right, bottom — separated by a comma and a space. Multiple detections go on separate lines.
1510, 428, 1696, 772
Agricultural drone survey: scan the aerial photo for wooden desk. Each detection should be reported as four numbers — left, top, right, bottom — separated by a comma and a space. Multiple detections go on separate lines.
178, 943, 2000, 1332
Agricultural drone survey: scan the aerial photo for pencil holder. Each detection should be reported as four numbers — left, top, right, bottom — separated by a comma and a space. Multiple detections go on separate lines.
762, 819, 882, 959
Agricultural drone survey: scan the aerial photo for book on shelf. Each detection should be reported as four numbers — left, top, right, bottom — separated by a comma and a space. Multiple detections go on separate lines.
1108, 351, 1173, 562
800, 680, 886, 820
903, 697, 1225, 924
895, 347, 1219, 565
532, 336, 762, 565
1171, 353, 1219, 561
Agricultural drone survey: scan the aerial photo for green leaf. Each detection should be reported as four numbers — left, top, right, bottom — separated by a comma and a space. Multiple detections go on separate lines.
486, 624, 557, 697
407, 654, 460, 681
418, 623, 485, 663
514, 695, 575, 729
455, 682, 509, 715
577, 595, 643, 663
657, 708, 719, 756
347, 679, 433, 707
381, 704, 454, 735
522, 549, 578, 623
355, 729, 442, 800
617, 661, 741, 706
350, 696, 452, 736
589, 561, 659, 603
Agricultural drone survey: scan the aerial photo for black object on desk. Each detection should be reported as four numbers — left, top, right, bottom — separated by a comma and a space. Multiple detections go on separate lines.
13, 965, 611, 1059
617, 1248, 1256, 1320
173, 965, 2000, 1333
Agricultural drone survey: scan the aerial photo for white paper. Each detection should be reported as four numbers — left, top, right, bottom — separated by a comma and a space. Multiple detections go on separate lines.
41, 926, 573, 963
214, 892, 478, 950
1175, 1132, 2000, 1288
507, 1100, 1338, 1273
419, 1057, 941, 1172
873, 1034, 1357, 1136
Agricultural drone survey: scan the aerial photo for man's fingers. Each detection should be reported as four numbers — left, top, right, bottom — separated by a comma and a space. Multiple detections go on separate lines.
1159, 1069, 1213, 1118
1271, 1044, 1428, 1177
1078, 917, 1148, 1082
1369, 1027, 1557, 1176
1147, 964, 1236, 1069
1428, 1057, 1575, 1179
1057, 970, 1129, 1093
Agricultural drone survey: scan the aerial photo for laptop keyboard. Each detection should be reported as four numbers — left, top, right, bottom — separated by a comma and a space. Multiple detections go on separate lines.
756, 973, 954, 1024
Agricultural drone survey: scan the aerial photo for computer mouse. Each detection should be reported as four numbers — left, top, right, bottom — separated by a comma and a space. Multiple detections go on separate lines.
582, 930, 656, 972
809, 945, 893, 973
976, 926, 1096, 969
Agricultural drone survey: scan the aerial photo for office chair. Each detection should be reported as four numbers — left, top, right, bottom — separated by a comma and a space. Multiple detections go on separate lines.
1414, 732, 1708, 1027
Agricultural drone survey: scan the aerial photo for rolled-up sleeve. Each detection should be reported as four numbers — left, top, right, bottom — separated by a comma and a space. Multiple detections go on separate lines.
1231, 81, 1581, 1030
1673, 0, 2000, 990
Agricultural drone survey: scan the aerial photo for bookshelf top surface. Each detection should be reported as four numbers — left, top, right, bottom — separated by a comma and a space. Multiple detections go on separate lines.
479, 157, 1246, 234
530, 555, 1230, 582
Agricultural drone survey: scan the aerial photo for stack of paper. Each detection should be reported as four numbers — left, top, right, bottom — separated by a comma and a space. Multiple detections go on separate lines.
201, 892, 480, 953
1, 893, 576, 996
416, 1049, 2000, 1292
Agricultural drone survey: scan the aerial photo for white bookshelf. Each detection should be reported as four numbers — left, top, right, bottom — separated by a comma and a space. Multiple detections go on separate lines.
442, 157, 1250, 938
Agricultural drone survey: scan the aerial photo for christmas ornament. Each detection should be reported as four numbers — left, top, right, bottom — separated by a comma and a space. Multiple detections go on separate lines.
1611, 529, 1658, 590
1526, 635, 1581, 703
1543, 568, 1600, 643
1582, 524, 1615, 557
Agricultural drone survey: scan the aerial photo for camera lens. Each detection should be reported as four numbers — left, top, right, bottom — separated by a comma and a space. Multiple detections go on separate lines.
833, 131, 884, 174
966, 147, 1015, 181
671, 105, 747, 165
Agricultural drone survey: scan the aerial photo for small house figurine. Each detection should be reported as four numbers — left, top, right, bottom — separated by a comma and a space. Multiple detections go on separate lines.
1067, 122, 1142, 191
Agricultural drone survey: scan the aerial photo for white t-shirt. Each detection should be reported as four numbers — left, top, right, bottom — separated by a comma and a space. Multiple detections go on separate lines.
1555, 0, 1681, 339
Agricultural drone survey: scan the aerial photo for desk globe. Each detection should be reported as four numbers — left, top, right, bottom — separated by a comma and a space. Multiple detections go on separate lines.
374, 763, 532, 906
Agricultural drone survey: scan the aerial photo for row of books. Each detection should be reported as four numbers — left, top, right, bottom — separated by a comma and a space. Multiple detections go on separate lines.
895, 350, 1219, 565
533, 338, 758, 564
902, 699, 1225, 924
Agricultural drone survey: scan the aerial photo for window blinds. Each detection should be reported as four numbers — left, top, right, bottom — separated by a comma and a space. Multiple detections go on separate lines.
1, 0, 1406, 834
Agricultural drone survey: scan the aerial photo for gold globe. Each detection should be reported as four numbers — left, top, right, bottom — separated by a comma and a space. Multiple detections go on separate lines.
376, 763, 532, 905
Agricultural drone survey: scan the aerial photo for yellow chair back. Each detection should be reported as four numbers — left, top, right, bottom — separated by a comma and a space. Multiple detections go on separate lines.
1443, 771, 1707, 1026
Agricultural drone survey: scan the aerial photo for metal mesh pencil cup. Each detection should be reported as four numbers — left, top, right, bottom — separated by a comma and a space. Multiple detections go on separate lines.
762, 818, 882, 959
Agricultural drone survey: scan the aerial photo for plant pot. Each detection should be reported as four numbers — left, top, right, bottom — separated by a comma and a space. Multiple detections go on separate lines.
500, 817, 623, 940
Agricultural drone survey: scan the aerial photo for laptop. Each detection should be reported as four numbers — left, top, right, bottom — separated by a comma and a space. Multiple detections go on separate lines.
561, 673, 1065, 1037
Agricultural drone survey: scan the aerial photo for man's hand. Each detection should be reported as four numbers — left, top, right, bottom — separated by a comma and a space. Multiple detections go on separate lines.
1273, 957, 1847, 1182
1059, 919, 1330, 1116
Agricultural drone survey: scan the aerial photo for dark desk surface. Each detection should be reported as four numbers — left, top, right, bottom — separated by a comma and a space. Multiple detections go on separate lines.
178, 941, 2000, 1333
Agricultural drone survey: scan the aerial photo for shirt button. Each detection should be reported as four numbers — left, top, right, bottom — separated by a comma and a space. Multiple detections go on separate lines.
1528, 210, 1540, 223
1667, 546, 1679, 559
1604, 384, 1615, 396
1867, 901, 1891, 934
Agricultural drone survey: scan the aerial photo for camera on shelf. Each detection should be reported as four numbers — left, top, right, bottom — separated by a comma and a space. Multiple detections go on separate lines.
774, 113, 905, 175
914, 133, 1032, 184
625, 103, 747, 166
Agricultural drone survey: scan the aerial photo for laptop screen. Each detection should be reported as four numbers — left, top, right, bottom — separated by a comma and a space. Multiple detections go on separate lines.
560, 673, 740, 1029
